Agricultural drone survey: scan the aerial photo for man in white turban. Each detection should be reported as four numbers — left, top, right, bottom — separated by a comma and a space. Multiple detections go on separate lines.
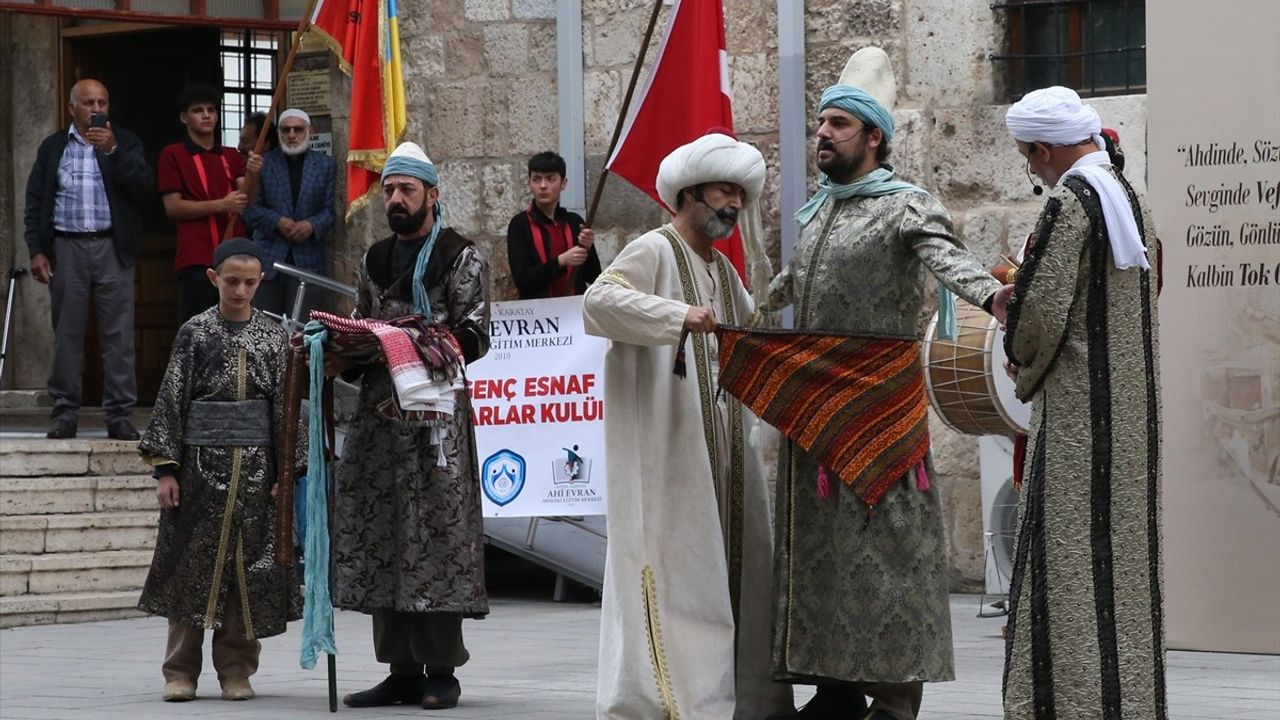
999, 87, 1166, 720
584, 132, 793, 720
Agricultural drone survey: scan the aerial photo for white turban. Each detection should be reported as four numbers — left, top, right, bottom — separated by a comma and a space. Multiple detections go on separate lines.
1005, 86, 1103, 150
656, 133, 766, 211
1007, 87, 1148, 271
278, 108, 311, 125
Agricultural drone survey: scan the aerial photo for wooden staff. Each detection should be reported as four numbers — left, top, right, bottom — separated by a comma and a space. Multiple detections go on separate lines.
275, 344, 307, 567
583, 0, 665, 228
223, 0, 321, 241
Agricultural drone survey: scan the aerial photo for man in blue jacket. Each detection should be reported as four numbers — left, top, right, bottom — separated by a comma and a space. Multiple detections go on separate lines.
243, 108, 336, 322
24, 78, 152, 440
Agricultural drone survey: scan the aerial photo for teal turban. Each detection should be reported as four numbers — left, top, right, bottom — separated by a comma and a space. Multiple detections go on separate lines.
380, 141, 439, 187
819, 84, 895, 142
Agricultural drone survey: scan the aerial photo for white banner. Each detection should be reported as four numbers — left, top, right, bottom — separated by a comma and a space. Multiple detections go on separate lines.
470, 296, 608, 517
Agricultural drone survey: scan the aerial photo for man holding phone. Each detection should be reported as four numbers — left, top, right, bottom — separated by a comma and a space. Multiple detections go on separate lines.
23, 78, 152, 440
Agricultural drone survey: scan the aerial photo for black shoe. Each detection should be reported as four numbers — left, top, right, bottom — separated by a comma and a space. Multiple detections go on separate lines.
106, 418, 140, 441
767, 683, 867, 720
46, 417, 77, 439
421, 674, 461, 710
342, 673, 427, 707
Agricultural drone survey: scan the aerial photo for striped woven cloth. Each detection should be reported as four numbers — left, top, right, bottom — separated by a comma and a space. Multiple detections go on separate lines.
306, 311, 464, 423
716, 325, 930, 507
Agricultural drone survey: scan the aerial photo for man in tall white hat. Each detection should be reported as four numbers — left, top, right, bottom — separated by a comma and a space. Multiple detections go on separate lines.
999, 86, 1165, 720
759, 48, 1004, 720
584, 131, 793, 719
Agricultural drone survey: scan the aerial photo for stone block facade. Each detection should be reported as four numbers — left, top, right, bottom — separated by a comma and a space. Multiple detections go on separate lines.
0, 0, 1150, 590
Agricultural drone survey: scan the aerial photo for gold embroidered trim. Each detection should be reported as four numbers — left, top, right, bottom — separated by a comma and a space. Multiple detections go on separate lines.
142, 455, 178, 467
784, 448, 798, 666
658, 227, 719, 489
598, 268, 636, 290
713, 254, 746, 623
641, 565, 680, 720
236, 533, 256, 640
204, 349, 249, 627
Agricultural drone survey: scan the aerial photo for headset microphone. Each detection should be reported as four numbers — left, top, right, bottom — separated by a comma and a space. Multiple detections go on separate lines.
692, 190, 740, 223
1025, 163, 1044, 196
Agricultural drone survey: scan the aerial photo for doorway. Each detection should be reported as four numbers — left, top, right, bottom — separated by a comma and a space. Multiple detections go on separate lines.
63, 25, 221, 405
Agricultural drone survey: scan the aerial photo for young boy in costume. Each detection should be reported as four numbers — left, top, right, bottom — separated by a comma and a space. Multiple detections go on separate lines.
138, 237, 303, 702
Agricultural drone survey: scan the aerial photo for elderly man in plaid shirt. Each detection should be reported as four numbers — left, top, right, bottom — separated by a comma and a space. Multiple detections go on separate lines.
243, 108, 336, 323
24, 78, 152, 440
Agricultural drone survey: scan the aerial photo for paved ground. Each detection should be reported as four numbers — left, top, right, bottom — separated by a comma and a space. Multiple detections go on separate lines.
1, 594, 1276, 719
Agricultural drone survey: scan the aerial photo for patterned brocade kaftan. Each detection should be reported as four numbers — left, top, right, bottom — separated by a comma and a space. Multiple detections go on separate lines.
138, 308, 303, 639
761, 190, 1001, 684
331, 230, 491, 617
1001, 171, 1166, 720
584, 227, 791, 720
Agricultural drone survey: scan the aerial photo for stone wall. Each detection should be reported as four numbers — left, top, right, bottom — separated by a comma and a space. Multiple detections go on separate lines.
0, 1, 1150, 590
0, 15, 60, 392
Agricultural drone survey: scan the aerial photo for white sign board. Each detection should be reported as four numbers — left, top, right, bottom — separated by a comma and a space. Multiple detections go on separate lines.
308, 132, 333, 156
469, 296, 608, 517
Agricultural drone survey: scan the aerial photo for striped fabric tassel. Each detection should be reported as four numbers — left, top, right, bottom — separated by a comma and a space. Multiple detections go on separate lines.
915, 460, 931, 492
673, 329, 690, 378
817, 465, 834, 500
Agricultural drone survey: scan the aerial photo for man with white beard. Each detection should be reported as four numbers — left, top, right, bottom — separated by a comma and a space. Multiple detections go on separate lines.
244, 108, 336, 319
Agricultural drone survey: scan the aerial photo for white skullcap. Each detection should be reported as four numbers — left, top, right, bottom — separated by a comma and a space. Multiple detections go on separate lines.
278, 108, 311, 125
1005, 86, 1103, 149
656, 133, 766, 211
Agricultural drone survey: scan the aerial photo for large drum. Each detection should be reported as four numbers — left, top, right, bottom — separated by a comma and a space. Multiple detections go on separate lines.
924, 302, 1029, 436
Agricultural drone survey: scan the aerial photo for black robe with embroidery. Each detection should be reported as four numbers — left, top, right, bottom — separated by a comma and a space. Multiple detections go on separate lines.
138, 308, 303, 638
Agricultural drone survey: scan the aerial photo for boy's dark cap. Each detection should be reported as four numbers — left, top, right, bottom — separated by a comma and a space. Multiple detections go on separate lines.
212, 238, 263, 269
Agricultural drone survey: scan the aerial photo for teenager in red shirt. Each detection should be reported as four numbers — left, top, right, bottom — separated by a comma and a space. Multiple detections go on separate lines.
157, 85, 262, 322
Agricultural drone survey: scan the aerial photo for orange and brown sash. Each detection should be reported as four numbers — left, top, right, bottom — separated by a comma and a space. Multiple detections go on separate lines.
716, 325, 930, 508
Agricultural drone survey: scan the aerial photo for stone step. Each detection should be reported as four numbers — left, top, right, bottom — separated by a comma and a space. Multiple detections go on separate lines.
0, 475, 154, 516
0, 549, 153, 597
0, 438, 150, 478
0, 589, 144, 628
0, 511, 158, 554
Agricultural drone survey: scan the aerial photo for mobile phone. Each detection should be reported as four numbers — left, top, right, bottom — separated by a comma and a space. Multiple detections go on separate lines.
90, 113, 108, 128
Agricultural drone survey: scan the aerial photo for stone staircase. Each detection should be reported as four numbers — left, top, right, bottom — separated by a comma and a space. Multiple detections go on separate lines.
0, 439, 156, 628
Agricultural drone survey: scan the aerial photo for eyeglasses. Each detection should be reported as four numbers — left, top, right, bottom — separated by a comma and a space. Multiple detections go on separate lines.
280, 126, 308, 135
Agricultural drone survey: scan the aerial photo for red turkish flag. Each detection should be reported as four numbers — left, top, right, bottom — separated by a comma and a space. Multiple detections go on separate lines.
606, 0, 746, 278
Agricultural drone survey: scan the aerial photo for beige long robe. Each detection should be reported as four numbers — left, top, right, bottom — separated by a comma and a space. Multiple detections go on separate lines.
584, 225, 792, 720
1002, 170, 1166, 719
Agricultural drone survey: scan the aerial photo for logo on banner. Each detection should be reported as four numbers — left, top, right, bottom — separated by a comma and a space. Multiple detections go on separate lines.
482, 449, 526, 506
553, 444, 593, 485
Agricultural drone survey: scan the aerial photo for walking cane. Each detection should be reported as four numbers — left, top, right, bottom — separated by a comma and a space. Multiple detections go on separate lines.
0, 267, 28, 386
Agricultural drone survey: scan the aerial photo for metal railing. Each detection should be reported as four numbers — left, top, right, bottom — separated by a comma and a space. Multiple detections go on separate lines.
261, 261, 357, 333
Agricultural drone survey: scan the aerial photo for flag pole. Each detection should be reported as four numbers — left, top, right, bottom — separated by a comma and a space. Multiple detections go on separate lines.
223, 0, 321, 241
583, 0, 665, 227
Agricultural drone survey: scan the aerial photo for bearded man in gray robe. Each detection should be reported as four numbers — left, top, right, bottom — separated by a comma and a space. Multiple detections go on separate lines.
761, 48, 1006, 720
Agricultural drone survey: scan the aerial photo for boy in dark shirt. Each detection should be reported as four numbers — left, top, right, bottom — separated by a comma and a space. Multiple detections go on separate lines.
505, 152, 601, 299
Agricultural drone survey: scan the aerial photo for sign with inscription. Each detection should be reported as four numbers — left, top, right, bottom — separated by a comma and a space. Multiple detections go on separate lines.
468, 297, 609, 518
287, 70, 330, 115
308, 132, 332, 156
1149, 1, 1280, 654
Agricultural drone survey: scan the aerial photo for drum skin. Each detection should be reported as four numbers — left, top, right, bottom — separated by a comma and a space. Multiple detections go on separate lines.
924, 302, 1029, 436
